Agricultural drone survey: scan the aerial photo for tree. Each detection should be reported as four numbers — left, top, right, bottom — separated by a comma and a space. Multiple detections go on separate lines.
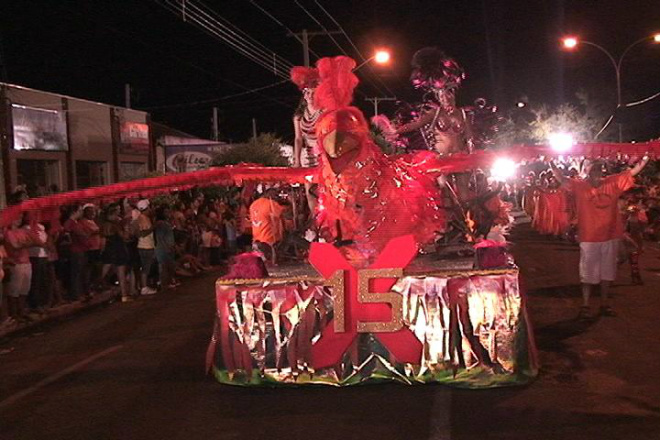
211, 133, 289, 167
494, 90, 615, 147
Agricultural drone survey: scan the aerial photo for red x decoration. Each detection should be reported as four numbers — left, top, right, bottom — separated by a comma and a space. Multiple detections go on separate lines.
309, 235, 423, 369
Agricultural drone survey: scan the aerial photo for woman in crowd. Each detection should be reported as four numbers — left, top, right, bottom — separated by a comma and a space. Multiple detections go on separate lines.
100, 203, 131, 302
154, 206, 178, 290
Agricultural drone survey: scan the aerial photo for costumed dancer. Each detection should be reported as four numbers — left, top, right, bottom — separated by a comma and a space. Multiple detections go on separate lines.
291, 65, 323, 214
311, 56, 446, 265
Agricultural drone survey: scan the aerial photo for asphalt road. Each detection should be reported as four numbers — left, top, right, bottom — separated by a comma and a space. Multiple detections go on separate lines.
1, 224, 659, 440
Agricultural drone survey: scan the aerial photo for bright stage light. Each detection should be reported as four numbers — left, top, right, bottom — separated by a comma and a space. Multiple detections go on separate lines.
517, 101, 526, 108
654, 33, 660, 43
562, 37, 578, 49
548, 132, 574, 153
374, 50, 391, 64
491, 158, 517, 181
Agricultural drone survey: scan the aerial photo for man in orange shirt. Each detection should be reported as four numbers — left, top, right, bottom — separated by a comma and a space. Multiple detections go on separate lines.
551, 156, 649, 319
249, 190, 285, 265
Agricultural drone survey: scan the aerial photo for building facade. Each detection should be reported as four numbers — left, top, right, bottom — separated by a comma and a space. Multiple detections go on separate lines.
0, 83, 154, 207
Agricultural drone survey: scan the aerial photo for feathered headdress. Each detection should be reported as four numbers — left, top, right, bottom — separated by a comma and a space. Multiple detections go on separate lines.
410, 47, 465, 91
290, 66, 320, 90
313, 56, 368, 144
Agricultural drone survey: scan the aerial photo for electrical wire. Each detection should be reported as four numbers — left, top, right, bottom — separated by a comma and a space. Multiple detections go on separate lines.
292, 0, 374, 98
157, 0, 292, 78
160, 0, 290, 77
244, 0, 322, 61
192, 0, 295, 69
313, 0, 397, 97
142, 79, 292, 109
158, 0, 281, 76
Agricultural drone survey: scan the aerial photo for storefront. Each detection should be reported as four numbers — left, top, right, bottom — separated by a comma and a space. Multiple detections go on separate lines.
0, 83, 154, 203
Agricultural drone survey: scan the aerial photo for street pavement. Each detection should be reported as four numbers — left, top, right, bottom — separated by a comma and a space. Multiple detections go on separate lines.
1, 223, 659, 440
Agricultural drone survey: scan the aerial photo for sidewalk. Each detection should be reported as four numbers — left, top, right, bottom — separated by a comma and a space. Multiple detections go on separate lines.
0, 288, 120, 340
0, 267, 225, 340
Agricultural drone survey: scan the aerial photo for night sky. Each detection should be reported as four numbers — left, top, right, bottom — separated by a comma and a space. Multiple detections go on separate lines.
2, 0, 659, 142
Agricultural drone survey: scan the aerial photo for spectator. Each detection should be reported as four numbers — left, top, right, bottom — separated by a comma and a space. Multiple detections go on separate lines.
80, 204, 102, 292
249, 189, 285, 265
0, 230, 10, 328
133, 200, 158, 296
550, 156, 650, 319
27, 219, 50, 312
100, 203, 131, 302
62, 205, 90, 301
5, 213, 46, 320
154, 206, 178, 290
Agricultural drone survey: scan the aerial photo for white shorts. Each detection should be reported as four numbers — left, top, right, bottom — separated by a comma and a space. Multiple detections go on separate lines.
7, 263, 32, 298
579, 240, 619, 284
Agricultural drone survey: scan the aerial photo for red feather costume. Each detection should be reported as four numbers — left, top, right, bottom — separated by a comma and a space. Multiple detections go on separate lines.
311, 56, 446, 265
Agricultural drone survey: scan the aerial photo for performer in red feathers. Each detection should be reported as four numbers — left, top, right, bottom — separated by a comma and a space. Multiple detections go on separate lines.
311, 56, 446, 265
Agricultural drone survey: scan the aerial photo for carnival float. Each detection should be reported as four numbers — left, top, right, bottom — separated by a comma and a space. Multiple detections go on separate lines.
2, 49, 658, 388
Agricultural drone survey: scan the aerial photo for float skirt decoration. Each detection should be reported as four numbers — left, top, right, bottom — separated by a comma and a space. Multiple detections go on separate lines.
207, 245, 538, 387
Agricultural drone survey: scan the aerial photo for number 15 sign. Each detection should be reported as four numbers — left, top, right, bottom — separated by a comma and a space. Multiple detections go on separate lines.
309, 235, 423, 369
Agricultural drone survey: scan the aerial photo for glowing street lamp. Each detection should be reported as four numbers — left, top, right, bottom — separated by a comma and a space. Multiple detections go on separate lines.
560, 33, 660, 141
374, 50, 391, 64
354, 49, 392, 71
562, 37, 578, 49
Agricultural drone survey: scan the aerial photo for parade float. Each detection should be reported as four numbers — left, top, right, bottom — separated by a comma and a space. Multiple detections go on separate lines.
2, 51, 658, 388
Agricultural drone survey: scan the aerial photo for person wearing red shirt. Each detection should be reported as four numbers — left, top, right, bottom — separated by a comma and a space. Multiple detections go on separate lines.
63, 205, 91, 301
5, 213, 46, 320
551, 156, 649, 319
249, 190, 285, 265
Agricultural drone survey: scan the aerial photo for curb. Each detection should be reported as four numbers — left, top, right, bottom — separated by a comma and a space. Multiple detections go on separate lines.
0, 289, 120, 339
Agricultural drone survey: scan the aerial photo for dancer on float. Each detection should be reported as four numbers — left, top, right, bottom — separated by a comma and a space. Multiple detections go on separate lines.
372, 48, 483, 243
311, 55, 446, 265
291, 65, 322, 214
396, 47, 474, 157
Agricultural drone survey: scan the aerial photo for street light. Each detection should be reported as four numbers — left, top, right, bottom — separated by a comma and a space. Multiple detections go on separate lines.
560, 33, 660, 141
354, 49, 391, 71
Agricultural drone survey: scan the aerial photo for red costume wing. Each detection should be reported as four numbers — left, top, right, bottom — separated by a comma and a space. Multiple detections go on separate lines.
0, 165, 316, 227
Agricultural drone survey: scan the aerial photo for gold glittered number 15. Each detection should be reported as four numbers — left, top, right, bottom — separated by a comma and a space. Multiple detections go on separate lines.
325, 268, 404, 334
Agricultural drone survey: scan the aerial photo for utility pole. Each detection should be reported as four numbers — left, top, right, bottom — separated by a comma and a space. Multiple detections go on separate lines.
287, 29, 342, 67
212, 107, 219, 141
365, 96, 396, 116
124, 83, 131, 109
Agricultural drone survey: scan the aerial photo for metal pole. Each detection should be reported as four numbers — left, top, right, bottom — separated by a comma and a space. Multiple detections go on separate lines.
374, 97, 379, 116
212, 107, 219, 141
252, 118, 257, 141
616, 66, 623, 142
124, 83, 131, 109
302, 29, 310, 67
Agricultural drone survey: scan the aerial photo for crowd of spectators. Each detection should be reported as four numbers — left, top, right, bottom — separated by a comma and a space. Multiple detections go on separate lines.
0, 185, 308, 331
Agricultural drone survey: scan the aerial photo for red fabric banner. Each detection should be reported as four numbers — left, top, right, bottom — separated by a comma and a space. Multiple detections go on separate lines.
2, 141, 658, 227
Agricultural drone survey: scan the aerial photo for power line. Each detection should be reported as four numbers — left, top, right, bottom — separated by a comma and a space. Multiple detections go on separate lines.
160, 0, 290, 77
192, 0, 295, 69
293, 0, 350, 58
156, 0, 292, 78
313, 0, 397, 98
292, 0, 377, 99
142, 79, 292, 109
158, 0, 282, 75
244, 0, 323, 62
